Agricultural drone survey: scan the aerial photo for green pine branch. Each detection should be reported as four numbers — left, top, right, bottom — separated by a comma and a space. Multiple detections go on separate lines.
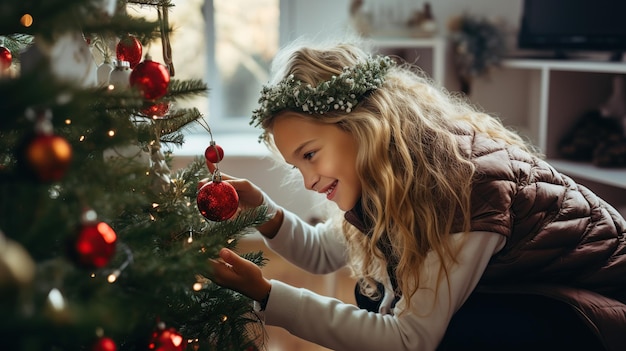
0, 0, 268, 349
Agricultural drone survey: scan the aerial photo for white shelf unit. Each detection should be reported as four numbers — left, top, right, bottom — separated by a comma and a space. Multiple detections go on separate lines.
471, 58, 626, 215
369, 37, 446, 86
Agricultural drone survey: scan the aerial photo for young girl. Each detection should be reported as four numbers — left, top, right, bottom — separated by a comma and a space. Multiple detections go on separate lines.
207, 40, 626, 351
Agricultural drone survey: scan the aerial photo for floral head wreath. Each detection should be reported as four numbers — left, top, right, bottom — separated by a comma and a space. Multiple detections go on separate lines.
249, 55, 395, 135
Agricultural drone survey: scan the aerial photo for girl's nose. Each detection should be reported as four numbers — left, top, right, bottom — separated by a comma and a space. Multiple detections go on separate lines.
301, 169, 318, 191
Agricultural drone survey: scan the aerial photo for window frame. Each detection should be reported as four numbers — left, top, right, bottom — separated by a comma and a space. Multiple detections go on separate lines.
203, 0, 294, 135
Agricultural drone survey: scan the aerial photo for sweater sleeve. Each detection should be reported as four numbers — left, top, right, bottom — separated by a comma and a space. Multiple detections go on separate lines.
262, 231, 506, 351
263, 209, 348, 274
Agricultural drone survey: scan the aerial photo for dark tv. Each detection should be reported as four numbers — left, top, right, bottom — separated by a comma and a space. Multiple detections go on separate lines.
518, 0, 626, 59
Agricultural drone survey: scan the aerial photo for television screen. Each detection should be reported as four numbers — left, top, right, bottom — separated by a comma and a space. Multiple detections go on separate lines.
518, 0, 626, 54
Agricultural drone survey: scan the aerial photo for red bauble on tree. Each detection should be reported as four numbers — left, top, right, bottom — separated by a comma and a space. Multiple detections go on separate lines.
72, 211, 117, 269
197, 177, 239, 222
130, 57, 170, 100
204, 141, 224, 163
148, 326, 187, 351
116, 34, 142, 68
91, 337, 118, 351
141, 101, 170, 118
0, 45, 12, 70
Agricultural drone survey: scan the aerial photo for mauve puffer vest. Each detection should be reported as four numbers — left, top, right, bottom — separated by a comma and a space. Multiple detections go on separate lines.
456, 128, 626, 350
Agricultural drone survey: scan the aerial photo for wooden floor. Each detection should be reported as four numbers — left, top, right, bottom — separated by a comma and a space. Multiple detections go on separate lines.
236, 237, 357, 351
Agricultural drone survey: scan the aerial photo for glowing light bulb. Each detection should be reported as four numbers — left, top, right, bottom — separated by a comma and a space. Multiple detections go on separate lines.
47, 288, 65, 311
20, 14, 33, 27
107, 270, 120, 283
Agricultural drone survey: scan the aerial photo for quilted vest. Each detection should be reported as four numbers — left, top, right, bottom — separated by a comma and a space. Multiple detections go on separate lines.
455, 131, 626, 299
457, 129, 626, 351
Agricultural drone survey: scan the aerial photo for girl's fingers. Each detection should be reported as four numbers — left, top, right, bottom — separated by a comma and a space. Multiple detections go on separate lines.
206, 159, 217, 173
208, 259, 235, 287
219, 248, 241, 271
208, 248, 266, 300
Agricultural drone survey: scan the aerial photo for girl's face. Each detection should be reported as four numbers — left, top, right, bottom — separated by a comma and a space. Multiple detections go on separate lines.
271, 112, 362, 211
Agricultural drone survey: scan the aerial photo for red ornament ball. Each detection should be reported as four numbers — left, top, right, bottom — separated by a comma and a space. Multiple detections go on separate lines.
74, 221, 117, 269
23, 133, 73, 182
197, 180, 239, 222
92, 337, 118, 351
130, 59, 170, 100
0, 46, 12, 70
148, 327, 187, 351
204, 143, 224, 163
116, 34, 142, 68
141, 101, 170, 118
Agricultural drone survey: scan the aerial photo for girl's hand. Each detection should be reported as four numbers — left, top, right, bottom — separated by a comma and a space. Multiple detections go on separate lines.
210, 248, 271, 302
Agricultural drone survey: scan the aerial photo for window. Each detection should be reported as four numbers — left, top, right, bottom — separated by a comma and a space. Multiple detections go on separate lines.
204, 0, 289, 134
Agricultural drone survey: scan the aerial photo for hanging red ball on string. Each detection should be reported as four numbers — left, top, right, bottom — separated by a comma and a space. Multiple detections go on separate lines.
116, 34, 142, 69
0, 45, 12, 70
204, 141, 224, 164
130, 57, 170, 100
71, 209, 117, 269
91, 336, 118, 351
148, 325, 187, 351
197, 175, 239, 222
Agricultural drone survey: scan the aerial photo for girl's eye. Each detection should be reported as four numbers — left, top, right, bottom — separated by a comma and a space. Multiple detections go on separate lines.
304, 151, 315, 160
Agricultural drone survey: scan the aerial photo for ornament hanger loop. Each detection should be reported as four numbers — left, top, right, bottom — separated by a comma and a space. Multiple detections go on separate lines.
159, 5, 175, 77
211, 169, 222, 182
195, 115, 214, 140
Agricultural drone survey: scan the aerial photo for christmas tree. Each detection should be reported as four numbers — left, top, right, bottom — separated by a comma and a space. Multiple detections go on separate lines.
0, 1, 267, 350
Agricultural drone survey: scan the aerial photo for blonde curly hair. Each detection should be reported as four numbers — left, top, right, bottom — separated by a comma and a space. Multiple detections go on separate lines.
257, 39, 535, 312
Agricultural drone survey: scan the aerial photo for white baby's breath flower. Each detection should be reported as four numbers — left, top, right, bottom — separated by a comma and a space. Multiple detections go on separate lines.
250, 55, 394, 134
